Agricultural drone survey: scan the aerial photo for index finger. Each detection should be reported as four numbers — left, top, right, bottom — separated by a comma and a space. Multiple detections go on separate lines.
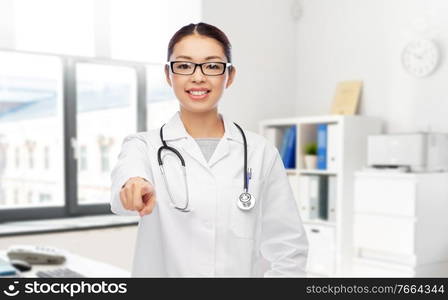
132, 182, 145, 211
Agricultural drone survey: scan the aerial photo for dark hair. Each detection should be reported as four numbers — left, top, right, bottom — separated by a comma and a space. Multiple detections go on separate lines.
167, 22, 232, 63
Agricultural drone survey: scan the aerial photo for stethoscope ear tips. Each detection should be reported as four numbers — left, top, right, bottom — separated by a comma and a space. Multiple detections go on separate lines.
237, 192, 255, 210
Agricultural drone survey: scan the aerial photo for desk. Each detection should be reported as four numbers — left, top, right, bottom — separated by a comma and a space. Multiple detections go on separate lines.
0, 250, 130, 278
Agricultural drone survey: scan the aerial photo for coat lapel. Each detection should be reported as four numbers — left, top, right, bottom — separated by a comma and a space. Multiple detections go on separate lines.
181, 136, 210, 168
207, 115, 244, 167
161, 111, 245, 169
161, 111, 207, 169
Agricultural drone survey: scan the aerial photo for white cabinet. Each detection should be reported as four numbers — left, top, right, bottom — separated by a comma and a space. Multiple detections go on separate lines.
354, 175, 417, 216
352, 258, 448, 277
353, 171, 448, 277
260, 115, 382, 276
354, 214, 416, 263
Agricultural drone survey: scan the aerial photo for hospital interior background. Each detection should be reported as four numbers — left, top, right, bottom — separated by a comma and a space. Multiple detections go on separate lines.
0, 57, 178, 208
1, 0, 448, 277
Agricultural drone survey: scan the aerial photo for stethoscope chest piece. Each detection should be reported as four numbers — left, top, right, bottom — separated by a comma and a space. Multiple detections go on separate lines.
237, 192, 255, 211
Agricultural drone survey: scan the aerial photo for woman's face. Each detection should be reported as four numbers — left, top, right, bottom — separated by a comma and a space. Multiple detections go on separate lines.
165, 34, 236, 114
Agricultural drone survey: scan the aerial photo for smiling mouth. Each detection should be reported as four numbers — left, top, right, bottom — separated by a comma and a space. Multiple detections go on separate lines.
186, 90, 211, 95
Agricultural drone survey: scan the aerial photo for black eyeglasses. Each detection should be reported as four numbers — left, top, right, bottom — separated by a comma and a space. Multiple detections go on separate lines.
168, 61, 232, 76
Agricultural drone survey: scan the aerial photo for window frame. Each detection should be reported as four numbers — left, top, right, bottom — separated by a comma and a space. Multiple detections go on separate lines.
0, 49, 149, 222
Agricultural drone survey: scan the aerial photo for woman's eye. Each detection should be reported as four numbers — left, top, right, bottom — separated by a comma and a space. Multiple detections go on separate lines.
177, 64, 191, 69
206, 63, 221, 69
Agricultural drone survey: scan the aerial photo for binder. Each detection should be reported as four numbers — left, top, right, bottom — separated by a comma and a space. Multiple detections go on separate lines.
317, 124, 328, 170
279, 127, 291, 167
280, 125, 296, 169
298, 175, 318, 220
308, 175, 319, 219
328, 175, 337, 222
327, 124, 338, 171
318, 175, 329, 220
299, 175, 332, 221
284, 125, 296, 168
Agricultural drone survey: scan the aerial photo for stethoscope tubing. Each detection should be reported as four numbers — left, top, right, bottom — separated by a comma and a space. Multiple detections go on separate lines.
232, 122, 248, 193
158, 121, 250, 212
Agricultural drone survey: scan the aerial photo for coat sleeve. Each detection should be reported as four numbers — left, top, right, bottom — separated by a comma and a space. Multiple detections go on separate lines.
110, 133, 155, 216
259, 148, 309, 277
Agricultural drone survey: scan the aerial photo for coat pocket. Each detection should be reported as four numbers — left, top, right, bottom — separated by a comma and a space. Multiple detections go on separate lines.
229, 179, 263, 239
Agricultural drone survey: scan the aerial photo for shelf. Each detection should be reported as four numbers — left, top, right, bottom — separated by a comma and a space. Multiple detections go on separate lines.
260, 114, 383, 277
286, 169, 338, 176
260, 115, 342, 127
303, 219, 336, 227
298, 169, 337, 176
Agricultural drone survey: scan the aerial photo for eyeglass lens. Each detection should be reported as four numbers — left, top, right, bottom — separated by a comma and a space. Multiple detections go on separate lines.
172, 62, 226, 75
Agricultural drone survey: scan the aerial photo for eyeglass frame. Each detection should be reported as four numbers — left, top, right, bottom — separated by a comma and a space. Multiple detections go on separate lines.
167, 61, 233, 76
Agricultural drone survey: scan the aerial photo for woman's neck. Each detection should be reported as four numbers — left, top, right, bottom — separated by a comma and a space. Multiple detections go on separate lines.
179, 108, 225, 138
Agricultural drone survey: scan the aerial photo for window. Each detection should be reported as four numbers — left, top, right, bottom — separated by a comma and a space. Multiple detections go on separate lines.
0, 1, 199, 222
0, 51, 64, 212
75, 63, 137, 205
13, 189, 18, 204
39, 193, 52, 203
0, 188, 5, 205
15, 147, 20, 168
0, 52, 145, 220
99, 141, 112, 173
146, 65, 178, 130
25, 140, 36, 169
27, 191, 33, 204
0, 142, 7, 170
100, 146, 110, 173
79, 146, 87, 171
44, 146, 50, 170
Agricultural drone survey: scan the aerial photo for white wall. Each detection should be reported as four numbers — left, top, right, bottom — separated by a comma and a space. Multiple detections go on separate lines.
295, 0, 448, 133
202, 0, 299, 133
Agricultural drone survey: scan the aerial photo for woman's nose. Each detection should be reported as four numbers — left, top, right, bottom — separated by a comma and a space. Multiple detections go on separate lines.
190, 65, 206, 82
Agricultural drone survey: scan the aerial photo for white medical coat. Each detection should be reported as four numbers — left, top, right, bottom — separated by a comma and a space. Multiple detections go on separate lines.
110, 111, 308, 277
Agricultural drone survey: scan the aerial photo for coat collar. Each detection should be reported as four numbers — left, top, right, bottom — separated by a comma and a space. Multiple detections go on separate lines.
161, 111, 245, 168
162, 111, 244, 145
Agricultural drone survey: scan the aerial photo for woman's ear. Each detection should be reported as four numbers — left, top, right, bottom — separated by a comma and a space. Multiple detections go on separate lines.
225, 66, 236, 88
164, 64, 172, 87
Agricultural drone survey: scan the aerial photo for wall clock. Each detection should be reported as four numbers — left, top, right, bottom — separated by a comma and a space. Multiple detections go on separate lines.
401, 39, 440, 77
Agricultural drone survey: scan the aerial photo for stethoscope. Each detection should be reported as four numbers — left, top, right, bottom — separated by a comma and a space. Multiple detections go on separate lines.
157, 122, 255, 212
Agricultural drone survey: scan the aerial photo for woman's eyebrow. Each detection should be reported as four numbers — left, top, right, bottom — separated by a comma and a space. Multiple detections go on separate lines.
175, 55, 193, 60
204, 55, 224, 60
175, 55, 225, 61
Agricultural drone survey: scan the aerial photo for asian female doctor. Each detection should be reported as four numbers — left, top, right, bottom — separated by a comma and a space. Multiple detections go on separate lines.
110, 22, 309, 277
